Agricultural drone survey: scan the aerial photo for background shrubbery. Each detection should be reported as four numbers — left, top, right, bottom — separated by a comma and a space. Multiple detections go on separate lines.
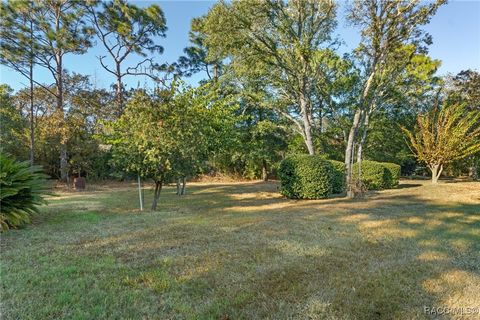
0, 155, 48, 230
279, 157, 400, 199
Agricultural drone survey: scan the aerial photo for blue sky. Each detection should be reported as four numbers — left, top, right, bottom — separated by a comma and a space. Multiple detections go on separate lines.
1, 0, 479, 92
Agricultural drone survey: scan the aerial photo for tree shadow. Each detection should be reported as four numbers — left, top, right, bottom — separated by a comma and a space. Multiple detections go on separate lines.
10, 180, 478, 319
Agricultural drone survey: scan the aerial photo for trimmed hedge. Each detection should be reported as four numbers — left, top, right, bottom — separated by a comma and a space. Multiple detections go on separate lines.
279, 155, 334, 199
328, 160, 346, 194
381, 162, 401, 188
352, 160, 400, 190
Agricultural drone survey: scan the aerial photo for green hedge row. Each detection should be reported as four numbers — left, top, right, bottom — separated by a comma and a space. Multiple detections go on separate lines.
352, 160, 400, 190
279, 155, 400, 199
278, 155, 334, 199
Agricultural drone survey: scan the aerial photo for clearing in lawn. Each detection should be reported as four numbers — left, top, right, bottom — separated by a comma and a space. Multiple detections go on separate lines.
1, 180, 479, 319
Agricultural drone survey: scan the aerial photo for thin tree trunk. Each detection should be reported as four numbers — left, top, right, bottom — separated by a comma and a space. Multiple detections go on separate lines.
357, 111, 370, 163
116, 63, 123, 114
56, 55, 68, 182
345, 67, 377, 198
345, 108, 364, 197
137, 174, 143, 211
300, 94, 315, 155
29, 20, 34, 167
151, 180, 163, 210
181, 177, 186, 195
262, 159, 268, 182
176, 178, 181, 195
213, 63, 218, 79
29, 58, 34, 167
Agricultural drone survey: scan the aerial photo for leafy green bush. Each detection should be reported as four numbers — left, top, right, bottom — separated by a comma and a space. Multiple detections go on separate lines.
381, 162, 401, 188
352, 160, 389, 190
328, 160, 346, 194
0, 155, 48, 230
278, 155, 334, 199
352, 160, 401, 190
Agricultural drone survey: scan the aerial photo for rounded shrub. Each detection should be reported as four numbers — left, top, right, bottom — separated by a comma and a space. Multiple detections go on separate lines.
352, 160, 389, 190
381, 162, 401, 188
328, 160, 346, 194
278, 155, 334, 199
0, 155, 48, 230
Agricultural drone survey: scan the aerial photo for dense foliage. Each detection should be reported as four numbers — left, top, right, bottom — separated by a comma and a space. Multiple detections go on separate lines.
352, 160, 399, 190
381, 162, 401, 188
279, 155, 334, 199
0, 155, 48, 230
328, 160, 346, 194
0, 0, 477, 208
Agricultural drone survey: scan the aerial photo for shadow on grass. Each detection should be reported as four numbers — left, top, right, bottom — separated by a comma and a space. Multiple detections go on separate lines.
2, 180, 479, 319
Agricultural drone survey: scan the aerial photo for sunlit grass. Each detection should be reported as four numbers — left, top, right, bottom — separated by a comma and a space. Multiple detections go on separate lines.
1, 180, 479, 319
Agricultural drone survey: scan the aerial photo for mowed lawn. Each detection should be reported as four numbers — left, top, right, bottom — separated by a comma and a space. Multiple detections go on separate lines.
1, 180, 479, 319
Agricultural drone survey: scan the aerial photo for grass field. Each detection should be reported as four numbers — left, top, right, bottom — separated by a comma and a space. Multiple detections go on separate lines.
1, 180, 479, 319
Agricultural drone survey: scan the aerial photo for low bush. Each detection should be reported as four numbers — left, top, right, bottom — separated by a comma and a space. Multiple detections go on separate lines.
352, 160, 389, 190
0, 155, 48, 231
328, 160, 346, 194
279, 155, 334, 199
352, 160, 400, 190
381, 162, 401, 188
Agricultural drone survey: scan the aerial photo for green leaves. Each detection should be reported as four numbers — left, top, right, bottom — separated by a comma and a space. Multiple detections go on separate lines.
0, 154, 49, 231
108, 82, 239, 182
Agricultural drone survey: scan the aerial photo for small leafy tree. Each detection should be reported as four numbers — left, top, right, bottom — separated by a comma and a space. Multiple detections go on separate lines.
109, 82, 237, 209
402, 103, 480, 183
0, 154, 48, 230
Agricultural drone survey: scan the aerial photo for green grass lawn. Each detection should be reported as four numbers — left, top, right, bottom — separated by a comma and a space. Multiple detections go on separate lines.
1, 180, 479, 319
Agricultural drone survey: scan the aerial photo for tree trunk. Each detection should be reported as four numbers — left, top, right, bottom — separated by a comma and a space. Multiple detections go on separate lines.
213, 63, 218, 79
151, 180, 163, 210
357, 111, 370, 163
262, 159, 268, 182
137, 175, 144, 211
300, 94, 315, 155
55, 54, 68, 182
181, 177, 186, 195
176, 178, 181, 195
29, 20, 35, 167
345, 109, 364, 198
29, 58, 34, 167
116, 63, 123, 114
430, 164, 443, 183
345, 65, 377, 198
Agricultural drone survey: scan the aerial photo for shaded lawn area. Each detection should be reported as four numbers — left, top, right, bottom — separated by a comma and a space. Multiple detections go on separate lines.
1, 180, 479, 319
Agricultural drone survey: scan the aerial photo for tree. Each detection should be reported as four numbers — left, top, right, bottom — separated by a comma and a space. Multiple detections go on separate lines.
25, 0, 93, 181
344, 0, 445, 197
444, 70, 480, 178
177, 17, 222, 80
402, 102, 480, 183
198, 0, 337, 155
109, 82, 237, 209
85, 0, 167, 113
0, 0, 40, 165
0, 85, 29, 160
